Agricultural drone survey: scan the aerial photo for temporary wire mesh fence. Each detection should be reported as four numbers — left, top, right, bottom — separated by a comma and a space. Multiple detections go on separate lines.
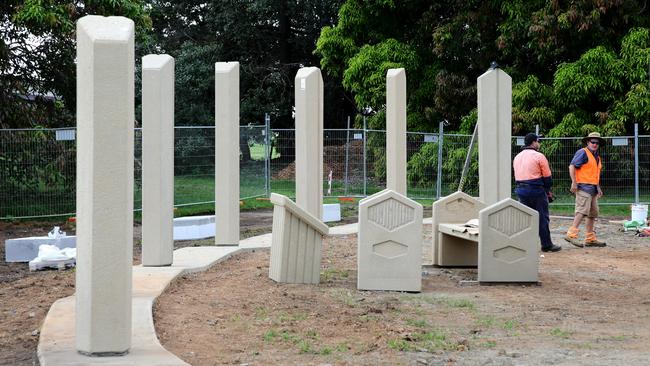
1, 125, 649, 219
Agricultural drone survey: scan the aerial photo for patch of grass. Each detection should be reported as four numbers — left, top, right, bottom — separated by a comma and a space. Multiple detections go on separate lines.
387, 338, 413, 352
475, 315, 496, 328
297, 339, 313, 354
329, 288, 357, 307
276, 311, 308, 323
441, 297, 475, 310
334, 343, 349, 353
481, 340, 497, 348
406, 318, 429, 328
263, 329, 278, 342
320, 267, 350, 282
550, 328, 572, 339
254, 307, 270, 321
305, 329, 319, 340
501, 319, 519, 330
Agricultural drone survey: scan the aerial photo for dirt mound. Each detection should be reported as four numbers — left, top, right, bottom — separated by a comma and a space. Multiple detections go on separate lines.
273, 141, 366, 180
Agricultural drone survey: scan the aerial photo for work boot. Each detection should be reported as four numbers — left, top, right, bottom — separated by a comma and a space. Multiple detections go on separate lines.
584, 232, 606, 247
564, 226, 582, 247
542, 244, 562, 252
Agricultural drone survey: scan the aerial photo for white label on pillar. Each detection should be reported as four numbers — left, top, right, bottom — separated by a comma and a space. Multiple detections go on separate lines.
424, 134, 437, 143
55, 129, 76, 141
300, 78, 306, 89
354, 133, 363, 140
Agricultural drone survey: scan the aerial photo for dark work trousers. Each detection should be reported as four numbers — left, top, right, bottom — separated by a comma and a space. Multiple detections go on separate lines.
515, 187, 553, 249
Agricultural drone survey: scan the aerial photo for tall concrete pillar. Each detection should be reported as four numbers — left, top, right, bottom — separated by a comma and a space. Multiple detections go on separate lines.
75, 15, 134, 356
386, 68, 407, 196
215, 62, 240, 246
294, 67, 323, 219
478, 68, 512, 206
142, 54, 174, 266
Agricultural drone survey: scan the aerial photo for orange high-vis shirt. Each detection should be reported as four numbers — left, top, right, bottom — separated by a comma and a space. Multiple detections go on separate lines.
513, 149, 552, 182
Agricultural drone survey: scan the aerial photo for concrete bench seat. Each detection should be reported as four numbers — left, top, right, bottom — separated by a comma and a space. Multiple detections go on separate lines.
433, 192, 540, 283
437, 223, 479, 243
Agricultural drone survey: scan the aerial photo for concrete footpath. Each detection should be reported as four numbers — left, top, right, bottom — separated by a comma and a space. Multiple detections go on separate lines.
37, 220, 431, 365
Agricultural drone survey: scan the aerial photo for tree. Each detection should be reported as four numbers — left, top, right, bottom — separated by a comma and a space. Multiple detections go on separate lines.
147, 0, 347, 130
0, 0, 152, 128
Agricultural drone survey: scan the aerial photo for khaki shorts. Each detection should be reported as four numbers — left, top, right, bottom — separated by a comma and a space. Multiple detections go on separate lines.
575, 190, 599, 218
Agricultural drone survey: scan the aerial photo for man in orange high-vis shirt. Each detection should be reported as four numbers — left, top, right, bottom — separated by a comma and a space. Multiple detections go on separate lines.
565, 132, 606, 247
513, 133, 561, 252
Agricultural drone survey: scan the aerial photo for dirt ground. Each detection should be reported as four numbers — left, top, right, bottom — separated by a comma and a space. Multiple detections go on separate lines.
2, 211, 650, 365
0, 210, 275, 366
154, 219, 650, 366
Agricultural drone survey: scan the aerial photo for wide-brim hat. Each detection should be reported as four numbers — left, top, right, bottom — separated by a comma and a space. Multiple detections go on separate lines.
582, 132, 606, 146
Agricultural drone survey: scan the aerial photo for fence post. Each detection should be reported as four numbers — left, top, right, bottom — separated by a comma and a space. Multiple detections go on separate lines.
635, 123, 639, 204
535, 124, 539, 136
344, 116, 350, 196
436, 121, 444, 199
363, 115, 367, 197
265, 113, 271, 197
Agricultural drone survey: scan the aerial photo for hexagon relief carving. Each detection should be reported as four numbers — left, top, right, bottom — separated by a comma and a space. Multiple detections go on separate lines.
492, 245, 526, 263
372, 240, 408, 259
368, 198, 414, 231
444, 198, 475, 212
488, 206, 531, 237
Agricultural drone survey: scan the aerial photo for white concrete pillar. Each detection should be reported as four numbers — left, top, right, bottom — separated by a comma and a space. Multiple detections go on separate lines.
294, 67, 323, 219
214, 62, 240, 246
386, 68, 407, 195
478, 68, 512, 206
142, 54, 174, 266
75, 15, 134, 356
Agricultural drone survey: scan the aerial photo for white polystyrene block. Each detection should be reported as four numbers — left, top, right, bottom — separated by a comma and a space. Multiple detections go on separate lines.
5, 236, 76, 262
215, 62, 240, 246
269, 193, 328, 284
478, 198, 539, 283
386, 69, 407, 196
295, 67, 323, 219
322, 204, 341, 222
142, 54, 174, 266
478, 68, 512, 206
172, 215, 215, 240
358, 189, 423, 292
75, 15, 134, 356
432, 191, 485, 266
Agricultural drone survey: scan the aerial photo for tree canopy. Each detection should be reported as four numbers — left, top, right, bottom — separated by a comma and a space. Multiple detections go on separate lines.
316, 0, 650, 134
0, 0, 151, 128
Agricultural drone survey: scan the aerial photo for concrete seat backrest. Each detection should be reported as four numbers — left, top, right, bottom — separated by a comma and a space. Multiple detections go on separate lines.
268, 193, 329, 285
478, 198, 539, 283
358, 189, 423, 292
432, 191, 485, 266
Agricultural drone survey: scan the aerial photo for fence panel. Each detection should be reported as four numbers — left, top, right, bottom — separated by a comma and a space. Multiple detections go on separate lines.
0, 129, 76, 218
2, 126, 649, 219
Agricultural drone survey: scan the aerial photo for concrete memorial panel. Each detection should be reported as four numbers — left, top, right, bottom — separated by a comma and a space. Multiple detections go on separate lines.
215, 62, 240, 246
358, 190, 423, 291
477, 68, 512, 206
294, 67, 323, 219
478, 198, 539, 283
75, 15, 134, 356
386, 68, 407, 195
142, 54, 174, 266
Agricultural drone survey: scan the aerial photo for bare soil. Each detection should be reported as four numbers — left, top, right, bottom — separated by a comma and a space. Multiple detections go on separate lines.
2, 211, 649, 365
154, 219, 650, 366
0, 209, 274, 366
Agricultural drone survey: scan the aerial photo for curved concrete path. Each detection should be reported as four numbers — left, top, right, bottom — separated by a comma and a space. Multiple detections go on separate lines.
38, 219, 432, 365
